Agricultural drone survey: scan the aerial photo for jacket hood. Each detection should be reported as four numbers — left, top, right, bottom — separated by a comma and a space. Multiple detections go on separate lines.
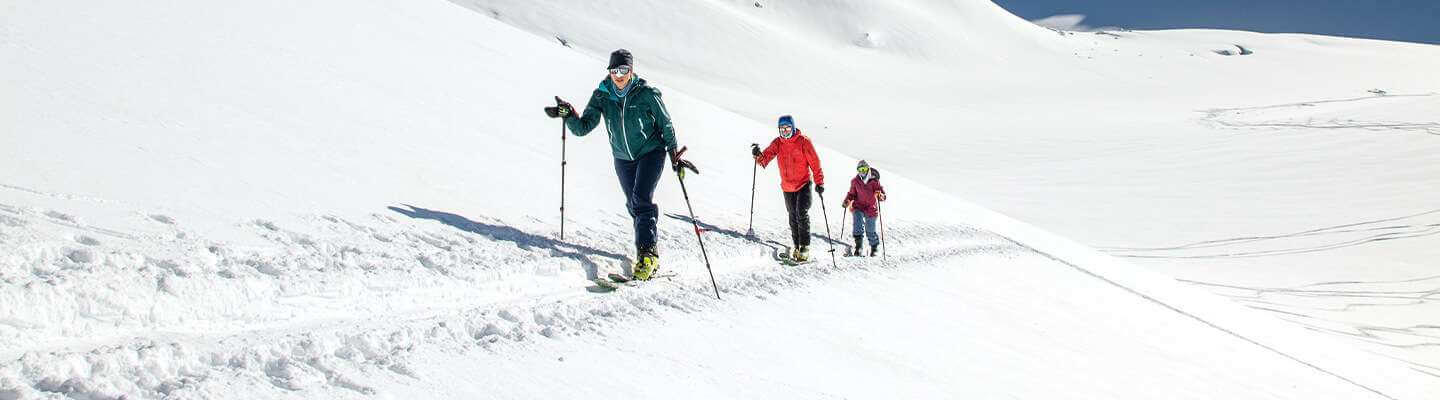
782, 128, 804, 141
598, 76, 648, 100
860, 168, 880, 183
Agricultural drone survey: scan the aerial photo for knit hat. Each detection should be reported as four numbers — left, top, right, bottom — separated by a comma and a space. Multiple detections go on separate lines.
608, 49, 633, 70
777, 115, 795, 128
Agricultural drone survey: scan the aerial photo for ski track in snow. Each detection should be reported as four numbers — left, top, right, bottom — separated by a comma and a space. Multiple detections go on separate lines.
1100, 208, 1440, 259
1087, 94, 1440, 378
0, 199, 1016, 398
1177, 274, 1440, 375
1200, 93, 1440, 136
1005, 238, 1406, 400
2, 186, 1423, 398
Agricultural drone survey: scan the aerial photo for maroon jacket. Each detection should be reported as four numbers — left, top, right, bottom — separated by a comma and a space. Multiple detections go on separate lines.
843, 169, 885, 217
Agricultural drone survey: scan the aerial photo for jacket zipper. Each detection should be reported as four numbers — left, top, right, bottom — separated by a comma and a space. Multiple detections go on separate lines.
620, 95, 634, 160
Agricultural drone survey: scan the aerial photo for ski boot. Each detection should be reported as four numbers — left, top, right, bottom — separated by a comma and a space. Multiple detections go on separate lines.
795, 245, 811, 262
870, 243, 879, 257
633, 247, 659, 281
849, 236, 863, 256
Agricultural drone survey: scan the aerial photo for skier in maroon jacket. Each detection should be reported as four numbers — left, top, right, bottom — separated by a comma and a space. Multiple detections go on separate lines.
842, 160, 886, 256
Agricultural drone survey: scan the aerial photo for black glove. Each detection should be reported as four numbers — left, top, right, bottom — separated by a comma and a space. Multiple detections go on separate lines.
670, 147, 699, 179
544, 96, 575, 119
815, 184, 825, 194
750, 143, 761, 158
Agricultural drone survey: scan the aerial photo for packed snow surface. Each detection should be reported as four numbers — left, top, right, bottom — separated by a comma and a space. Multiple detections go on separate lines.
2, 0, 1438, 398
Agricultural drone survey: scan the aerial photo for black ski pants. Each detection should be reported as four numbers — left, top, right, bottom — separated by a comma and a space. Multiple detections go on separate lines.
614, 149, 666, 253
783, 181, 813, 248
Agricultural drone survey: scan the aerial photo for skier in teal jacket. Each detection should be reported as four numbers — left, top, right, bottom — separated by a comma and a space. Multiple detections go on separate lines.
548, 49, 690, 280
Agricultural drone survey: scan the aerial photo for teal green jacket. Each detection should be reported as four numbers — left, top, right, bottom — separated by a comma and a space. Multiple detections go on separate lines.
564, 76, 678, 161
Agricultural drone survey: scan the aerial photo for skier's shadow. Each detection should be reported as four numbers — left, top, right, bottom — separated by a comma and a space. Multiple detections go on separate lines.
811, 232, 849, 252
663, 213, 849, 259
388, 204, 626, 280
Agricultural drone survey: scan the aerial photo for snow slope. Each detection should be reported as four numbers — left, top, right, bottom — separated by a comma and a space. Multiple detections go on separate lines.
2, 0, 1437, 398
462, 0, 1440, 377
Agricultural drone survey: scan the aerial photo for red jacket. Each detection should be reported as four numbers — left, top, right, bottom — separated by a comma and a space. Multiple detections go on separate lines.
844, 170, 885, 217
757, 131, 824, 192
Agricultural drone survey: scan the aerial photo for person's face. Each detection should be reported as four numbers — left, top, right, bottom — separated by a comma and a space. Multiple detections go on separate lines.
778, 124, 795, 138
609, 65, 633, 88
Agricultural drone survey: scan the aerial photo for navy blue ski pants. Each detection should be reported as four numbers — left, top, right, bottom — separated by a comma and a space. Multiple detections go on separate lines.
614, 149, 666, 253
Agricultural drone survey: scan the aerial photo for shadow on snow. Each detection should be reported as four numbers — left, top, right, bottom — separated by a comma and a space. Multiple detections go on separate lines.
663, 213, 851, 258
388, 204, 627, 280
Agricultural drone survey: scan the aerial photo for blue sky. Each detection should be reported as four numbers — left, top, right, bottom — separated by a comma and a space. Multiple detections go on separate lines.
992, 0, 1440, 44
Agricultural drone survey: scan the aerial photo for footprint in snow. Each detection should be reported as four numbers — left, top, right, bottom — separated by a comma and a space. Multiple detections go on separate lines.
66, 248, 96, 264
74, 235, 101, 246
254, 219, 279, 231
44, 210, 76, 223
149, 214, 175, 225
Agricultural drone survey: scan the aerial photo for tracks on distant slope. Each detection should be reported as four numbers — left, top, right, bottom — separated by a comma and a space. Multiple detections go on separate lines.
1096, 207, 1440, 380
1199, 93, 1440, 136
1005, 238, 1408, 400
1118, 93, 1440, 385
1099, 208, 1440, 259
1178, 275, 1440, 376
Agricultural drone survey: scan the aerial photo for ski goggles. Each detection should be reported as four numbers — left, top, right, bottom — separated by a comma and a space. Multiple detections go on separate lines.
857, 166, 870, 174
609, 66, 632, 77
778, 124, 795, 138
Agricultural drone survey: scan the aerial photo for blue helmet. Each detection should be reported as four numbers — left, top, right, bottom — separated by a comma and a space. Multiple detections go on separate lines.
777, 115, 796, 138
777, 115, 794, 128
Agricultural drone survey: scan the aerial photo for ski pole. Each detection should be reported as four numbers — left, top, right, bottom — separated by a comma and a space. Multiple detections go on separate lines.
877, 196, 887, 262
837, 201, 847, 256
545, 96, 571, 241
672, 148, 722, 300
747, 145, 757, 236
559, 119, 568, 241
817, 190, 838, 268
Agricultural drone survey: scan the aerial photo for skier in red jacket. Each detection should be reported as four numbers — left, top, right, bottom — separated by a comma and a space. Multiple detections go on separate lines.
752, 115, 825, 262
842, 160, 886, 256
